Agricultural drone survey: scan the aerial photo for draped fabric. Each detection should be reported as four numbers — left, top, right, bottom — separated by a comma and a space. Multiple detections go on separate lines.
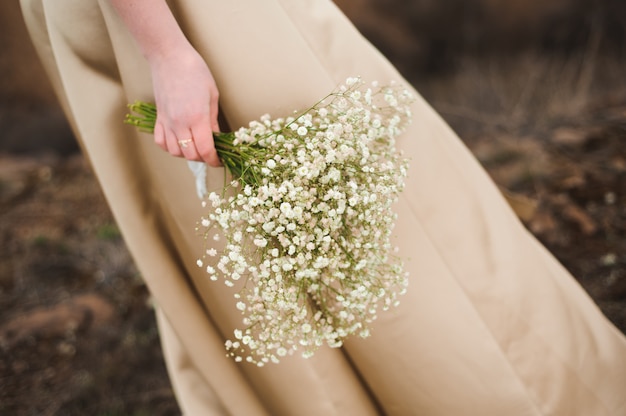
21, 0, 626, 414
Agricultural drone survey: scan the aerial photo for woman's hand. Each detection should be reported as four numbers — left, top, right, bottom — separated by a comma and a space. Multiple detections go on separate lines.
150, 47, 221, 167
109, 0, 221, 167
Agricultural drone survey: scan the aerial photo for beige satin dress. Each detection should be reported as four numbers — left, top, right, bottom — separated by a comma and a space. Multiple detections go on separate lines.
21, 0, 626, 414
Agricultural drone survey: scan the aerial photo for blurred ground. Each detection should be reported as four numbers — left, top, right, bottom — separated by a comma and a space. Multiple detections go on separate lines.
1, 0, 625, 415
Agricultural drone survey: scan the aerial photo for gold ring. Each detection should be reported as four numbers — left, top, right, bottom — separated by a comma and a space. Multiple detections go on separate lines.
178, 139, 193, 148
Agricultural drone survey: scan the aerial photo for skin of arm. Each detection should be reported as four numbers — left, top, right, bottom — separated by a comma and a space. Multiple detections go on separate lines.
109, 0, 221, 167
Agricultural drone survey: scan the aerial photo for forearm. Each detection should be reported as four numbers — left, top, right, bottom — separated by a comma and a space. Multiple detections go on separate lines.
109, 0, 221, 167
108, 0, 192, 63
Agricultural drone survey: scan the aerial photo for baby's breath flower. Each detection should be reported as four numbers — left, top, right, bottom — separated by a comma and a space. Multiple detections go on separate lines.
185, 77, 413, 365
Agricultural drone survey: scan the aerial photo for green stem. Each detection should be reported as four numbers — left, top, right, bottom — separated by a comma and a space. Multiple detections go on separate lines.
126, 101, 256, 182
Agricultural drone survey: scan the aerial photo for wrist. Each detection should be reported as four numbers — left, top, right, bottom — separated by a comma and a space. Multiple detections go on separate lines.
147, 44, 207, 81
144, 36, 196, 66
109, 0, 193, 65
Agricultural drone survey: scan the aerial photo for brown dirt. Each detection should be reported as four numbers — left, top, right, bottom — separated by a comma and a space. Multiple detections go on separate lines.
1, 1, 625, 415
0, 155, 179, 415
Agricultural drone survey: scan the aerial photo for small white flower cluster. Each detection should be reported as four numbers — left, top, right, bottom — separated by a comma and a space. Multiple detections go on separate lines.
197, 77, 414, 365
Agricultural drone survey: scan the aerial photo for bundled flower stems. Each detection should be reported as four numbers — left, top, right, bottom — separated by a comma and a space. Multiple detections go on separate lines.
126, 77, 414, 366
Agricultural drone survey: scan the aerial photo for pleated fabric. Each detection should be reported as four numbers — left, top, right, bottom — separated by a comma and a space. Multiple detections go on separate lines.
21, 0, 626, 414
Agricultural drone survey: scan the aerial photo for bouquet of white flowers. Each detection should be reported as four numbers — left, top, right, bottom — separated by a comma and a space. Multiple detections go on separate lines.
126, 77, 414, 366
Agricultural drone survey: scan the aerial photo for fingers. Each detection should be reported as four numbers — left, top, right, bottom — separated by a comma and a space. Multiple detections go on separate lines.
175, 134, 197, 159
166, 127, 202, 161
156, 124, 183, 158
153, 114, 221, 167
192, 122, 221, 167
201, 90, 222, 167
155, 120, 187, 158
